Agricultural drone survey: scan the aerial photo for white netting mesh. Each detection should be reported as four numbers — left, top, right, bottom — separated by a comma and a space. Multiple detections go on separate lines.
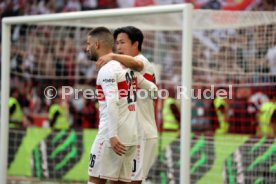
10, 11, 276, 86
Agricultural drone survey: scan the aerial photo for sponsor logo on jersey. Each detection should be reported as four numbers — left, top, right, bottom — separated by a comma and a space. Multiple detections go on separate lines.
103, 78, 115, 83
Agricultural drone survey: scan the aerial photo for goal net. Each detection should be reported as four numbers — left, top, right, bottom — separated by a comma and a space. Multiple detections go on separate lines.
2, 5, 276, 184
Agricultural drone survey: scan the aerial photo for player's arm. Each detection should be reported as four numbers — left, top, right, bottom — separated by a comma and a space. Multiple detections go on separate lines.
99, 67, 127, 156
135, 72, 158, 99
97, 53, 144, 71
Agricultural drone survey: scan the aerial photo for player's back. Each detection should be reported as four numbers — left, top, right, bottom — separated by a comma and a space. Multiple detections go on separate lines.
96, 60, 139, 146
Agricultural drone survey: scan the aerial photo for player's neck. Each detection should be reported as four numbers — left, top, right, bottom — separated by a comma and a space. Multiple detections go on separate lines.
98, 49, 112, 57
132, 50, 140, 57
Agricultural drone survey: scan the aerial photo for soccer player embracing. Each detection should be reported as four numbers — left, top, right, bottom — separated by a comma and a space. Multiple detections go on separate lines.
97, 26, 158, 184
86, 27, 157, 184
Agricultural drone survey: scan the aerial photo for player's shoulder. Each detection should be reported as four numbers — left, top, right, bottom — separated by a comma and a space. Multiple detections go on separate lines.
97, 60, 121, 81
135, 54, 150, 64
135, 54, 154, 74
99, 60, 121, 73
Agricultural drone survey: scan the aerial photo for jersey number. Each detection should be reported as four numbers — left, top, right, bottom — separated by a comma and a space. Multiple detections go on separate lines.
89, 154, 96, 168
125, 71, 137, 104
132, 159, 137, 172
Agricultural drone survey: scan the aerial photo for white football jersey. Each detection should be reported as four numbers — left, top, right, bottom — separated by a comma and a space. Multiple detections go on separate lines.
136, 54, 158, 139
96, 60, 156, 145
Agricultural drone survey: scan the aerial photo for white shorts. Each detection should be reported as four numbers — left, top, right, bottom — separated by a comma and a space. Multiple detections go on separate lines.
131, 138, 157, 181
88, 138, 136, 182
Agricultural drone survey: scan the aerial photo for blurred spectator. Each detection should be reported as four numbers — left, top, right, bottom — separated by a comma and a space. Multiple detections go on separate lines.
201, 0, 221, 9
213, 95, 229, 134
191, 98, 210, 131
97, 0, 117, 9
1, 0, 20, 18
162, 87, 180, 131
266, 45, 276, 74
63, 0, 81, 12
55, 0, 66, 12
231, 87, 252, 133
9, 88, 23, 128
37, 0, 55, 14
256, 96, 276, 137
117, 0, 156, 8
252, 0, 276, 11
117, 0, 135, 8
247, 91, 269, 116
48, 89, 70, 129
154, 0, 184, 5
81, 0, 98, 10
191, 85, 210, 132
70, 93, 85, 128
81, 99, 99, 128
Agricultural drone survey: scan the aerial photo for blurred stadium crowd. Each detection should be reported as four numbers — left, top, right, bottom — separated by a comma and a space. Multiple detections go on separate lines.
1, 0, 276, 135
0, 0, 275, 16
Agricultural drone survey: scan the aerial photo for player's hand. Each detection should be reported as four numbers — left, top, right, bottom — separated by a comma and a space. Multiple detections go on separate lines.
109, 136, 127, 156
96, 53, 113, 70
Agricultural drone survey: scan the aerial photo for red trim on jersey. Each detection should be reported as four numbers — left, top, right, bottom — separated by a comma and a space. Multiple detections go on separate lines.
96, 80, 135, 101
96, 85, 105, 101
143, 73, 155, 82
117, 81, 128, 98
137, 73, 155, 90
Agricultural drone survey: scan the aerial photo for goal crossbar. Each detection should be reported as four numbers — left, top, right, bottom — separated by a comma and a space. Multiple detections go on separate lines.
2, 4, 190, 31
3, 8, 276, 31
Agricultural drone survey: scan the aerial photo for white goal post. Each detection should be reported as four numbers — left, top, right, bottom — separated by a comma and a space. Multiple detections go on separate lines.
0, 4, 193, 184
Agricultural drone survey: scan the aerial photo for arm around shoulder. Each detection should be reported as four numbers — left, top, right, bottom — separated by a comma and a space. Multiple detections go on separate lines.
112, 53, 144, 72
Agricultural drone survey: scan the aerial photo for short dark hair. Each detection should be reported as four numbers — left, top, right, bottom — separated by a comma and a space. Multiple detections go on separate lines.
88, 27, 114, 49
113, 26, 144, 52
